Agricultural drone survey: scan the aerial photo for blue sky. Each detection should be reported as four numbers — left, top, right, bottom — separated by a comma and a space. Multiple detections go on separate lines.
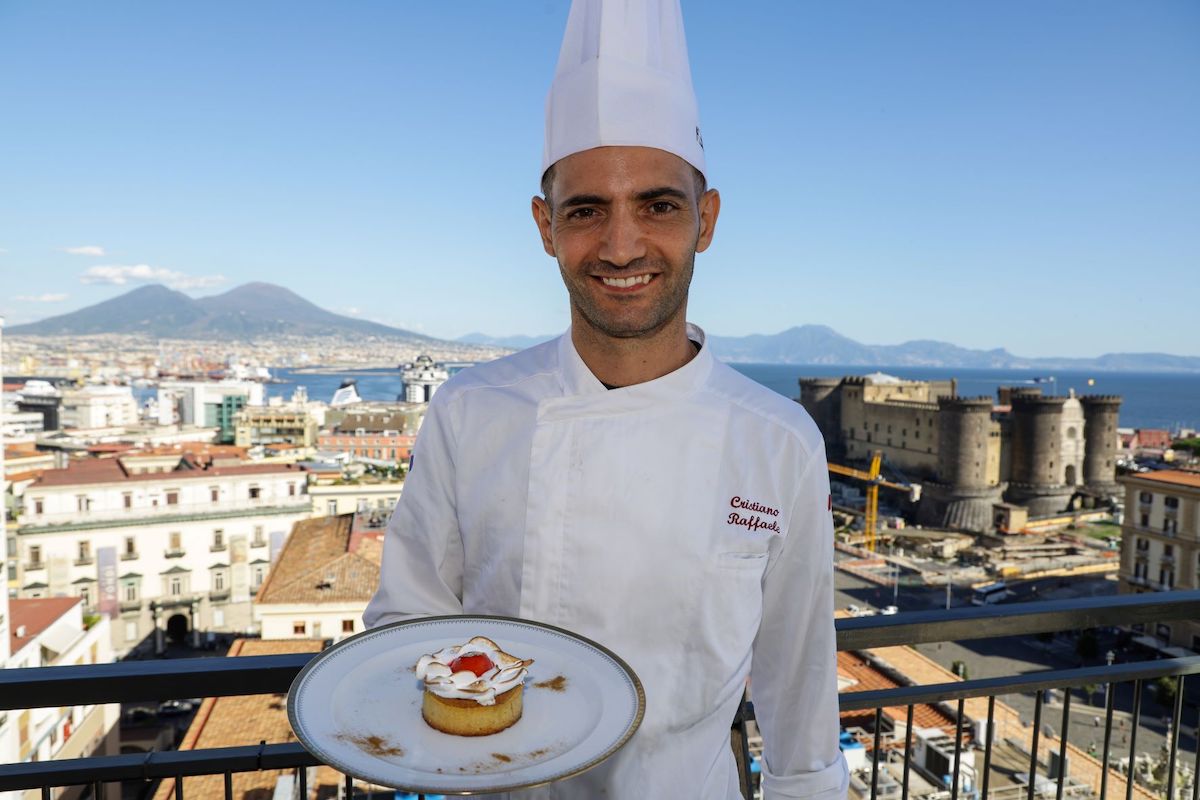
1, 1, 1197, 357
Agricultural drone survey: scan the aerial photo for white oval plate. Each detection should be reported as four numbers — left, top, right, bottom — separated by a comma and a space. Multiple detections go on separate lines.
287, 615, 645, 795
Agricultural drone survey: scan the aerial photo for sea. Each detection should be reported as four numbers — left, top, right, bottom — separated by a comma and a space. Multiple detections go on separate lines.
268, 364, 1200, 433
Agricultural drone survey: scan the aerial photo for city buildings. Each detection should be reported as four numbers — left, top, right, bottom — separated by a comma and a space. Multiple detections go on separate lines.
12, 455, 311, 654
800, 375, 1122, 532
1117, 469, 1200, 652
399, 354, 449, 402
155, 381, 265, 443
253, 514, 382, 640
317, 405, 420, 466
59, 386, 138, 430
233, 406, 318, 450
1, 598, 119, 800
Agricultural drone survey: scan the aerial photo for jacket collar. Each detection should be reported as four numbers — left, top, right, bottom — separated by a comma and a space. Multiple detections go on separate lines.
554, 322, 713, 408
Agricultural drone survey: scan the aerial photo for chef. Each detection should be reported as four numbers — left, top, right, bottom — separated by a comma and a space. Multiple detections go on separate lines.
365, 1, 849, 798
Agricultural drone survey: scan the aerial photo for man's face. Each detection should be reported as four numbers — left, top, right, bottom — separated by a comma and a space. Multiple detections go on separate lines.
531, 146, 719, 340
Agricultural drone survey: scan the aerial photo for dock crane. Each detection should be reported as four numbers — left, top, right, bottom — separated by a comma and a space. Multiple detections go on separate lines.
828, 451, 921, 552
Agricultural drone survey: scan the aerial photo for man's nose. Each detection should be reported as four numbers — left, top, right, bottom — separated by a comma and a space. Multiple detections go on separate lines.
597, 206, 647, 267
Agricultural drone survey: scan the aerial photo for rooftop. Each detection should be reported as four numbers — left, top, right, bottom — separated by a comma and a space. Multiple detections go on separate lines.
30, 456, 305, 488
1121, 469, 1200, 490
254, 514, 383, 604
9, 597, 81, 654
152, 638, 340, 800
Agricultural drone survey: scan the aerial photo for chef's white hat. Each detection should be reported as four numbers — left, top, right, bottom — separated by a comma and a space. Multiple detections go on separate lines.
542, 0, 705, 180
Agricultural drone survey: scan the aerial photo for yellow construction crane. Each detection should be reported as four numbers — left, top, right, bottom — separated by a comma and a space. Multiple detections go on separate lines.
828, 451, 920, 552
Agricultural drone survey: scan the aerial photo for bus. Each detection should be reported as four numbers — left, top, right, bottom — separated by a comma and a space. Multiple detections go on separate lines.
971, 581, 1010, 606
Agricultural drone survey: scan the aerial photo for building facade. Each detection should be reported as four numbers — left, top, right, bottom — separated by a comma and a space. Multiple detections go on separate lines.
1117, 470, 1200, 652
234, 406, 318, 449
1, 598, 120, 800
799, 374, 1122, 532
253, 515, 382, 641
13, 457, 311, 655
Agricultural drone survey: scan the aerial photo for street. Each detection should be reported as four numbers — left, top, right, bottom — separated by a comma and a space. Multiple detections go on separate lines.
834, 568, 1199, 775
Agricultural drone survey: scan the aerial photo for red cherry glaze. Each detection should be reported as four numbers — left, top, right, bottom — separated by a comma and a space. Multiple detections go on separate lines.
449, 651, 494, 677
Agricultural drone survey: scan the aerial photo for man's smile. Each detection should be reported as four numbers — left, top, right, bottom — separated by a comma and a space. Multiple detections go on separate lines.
596, 273, 657, 291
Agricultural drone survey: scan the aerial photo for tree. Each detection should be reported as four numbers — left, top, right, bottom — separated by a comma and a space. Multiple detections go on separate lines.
1153, 676, 1178, 709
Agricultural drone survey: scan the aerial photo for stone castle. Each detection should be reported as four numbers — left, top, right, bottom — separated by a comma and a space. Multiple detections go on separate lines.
799, 374, 1121, 533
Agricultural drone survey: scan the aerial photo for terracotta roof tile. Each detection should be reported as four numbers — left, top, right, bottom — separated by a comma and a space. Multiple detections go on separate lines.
153, 639, 341, 800
31, 459, 304, 488
837, 651, 960, 747
255, 516, 382, 604
1124, 470, 1200, 490
9, 597, 81, 654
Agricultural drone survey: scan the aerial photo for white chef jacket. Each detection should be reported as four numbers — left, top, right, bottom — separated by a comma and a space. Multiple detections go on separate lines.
365, 324, 849, 800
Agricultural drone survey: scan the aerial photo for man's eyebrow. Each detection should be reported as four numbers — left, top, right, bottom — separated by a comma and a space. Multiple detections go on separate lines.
559, 193, 608, 208
635, 186, 690, 202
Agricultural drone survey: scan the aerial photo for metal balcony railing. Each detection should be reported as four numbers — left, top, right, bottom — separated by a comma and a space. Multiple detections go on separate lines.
0, 592, 1197, 800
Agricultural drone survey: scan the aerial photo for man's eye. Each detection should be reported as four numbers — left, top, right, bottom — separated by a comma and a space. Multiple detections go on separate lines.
649, 201, 678, 214
566, 207, 596, 220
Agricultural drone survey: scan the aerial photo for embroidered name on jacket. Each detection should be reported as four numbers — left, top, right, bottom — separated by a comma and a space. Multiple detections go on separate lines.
727, 496, 781, 534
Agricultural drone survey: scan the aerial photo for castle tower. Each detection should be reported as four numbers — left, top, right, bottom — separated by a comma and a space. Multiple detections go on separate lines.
917, 396, 1003, 533
1080, 395, 1122, 499
1006, 393, 1073, 516
798, 377, 844, 459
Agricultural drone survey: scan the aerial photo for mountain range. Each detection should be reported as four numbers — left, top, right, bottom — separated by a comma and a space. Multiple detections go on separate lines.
461, 327, 1200, 372
10, 285, 1199, 372
8, 283, 440, 343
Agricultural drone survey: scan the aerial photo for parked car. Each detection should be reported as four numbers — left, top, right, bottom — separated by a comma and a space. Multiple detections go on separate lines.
157, 700, 194, 716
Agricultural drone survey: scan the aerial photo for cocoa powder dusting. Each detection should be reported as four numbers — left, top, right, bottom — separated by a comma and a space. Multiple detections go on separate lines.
336, 733, 404, 757
533, 675, 567, 691
491, 753, 513, 763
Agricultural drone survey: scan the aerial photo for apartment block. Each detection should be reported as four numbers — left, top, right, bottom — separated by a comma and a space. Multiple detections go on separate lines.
1117, 470, 1200, 652
14, 456, 312, 655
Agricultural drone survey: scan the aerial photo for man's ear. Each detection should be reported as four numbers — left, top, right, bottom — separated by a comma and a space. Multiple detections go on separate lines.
695, 188, 721, 254
531, 196, 556, 257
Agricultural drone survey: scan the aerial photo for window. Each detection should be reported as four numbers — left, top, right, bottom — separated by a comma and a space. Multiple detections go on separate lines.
293, 621, 306, 636
1165, 496, 1180, 509
77, 540, 92, 563
1164, 518, 1178, 534
124, 621, 138, 642
78, 585, 91, 606
28, 544, 42, 566
169, 576, 183, 595
327, 500, 338, 516
1165, 545, 1174, 558
210, 487, 220, 503
252, 525, 266, 547
1136, 537, 1149, 552
249, 485, 261, 500
253, 565, 265, 587
342, 619, 355, 633
1139, 491, 1153, 504
212, 529, 225, 550
213, 608, 225, 627
1141, 514, 1150, 528
169, 532, 182, 552
76, 495, 90, 512
123, 583, 138, 602
165, 491, 179, 506
33, 498, 44, 515
124, 537, 136, 557
288, 483, 296, 496
213, 571, 226, 592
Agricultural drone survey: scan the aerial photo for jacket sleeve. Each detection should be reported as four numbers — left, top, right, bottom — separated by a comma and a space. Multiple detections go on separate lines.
363, 392, 465, 628
750, 452, 849, 800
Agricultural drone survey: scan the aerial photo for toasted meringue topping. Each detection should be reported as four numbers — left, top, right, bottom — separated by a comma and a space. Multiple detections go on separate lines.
415, 636, 533, 706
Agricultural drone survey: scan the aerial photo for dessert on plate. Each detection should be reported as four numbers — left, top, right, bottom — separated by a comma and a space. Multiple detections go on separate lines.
415, 636, 534, 736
